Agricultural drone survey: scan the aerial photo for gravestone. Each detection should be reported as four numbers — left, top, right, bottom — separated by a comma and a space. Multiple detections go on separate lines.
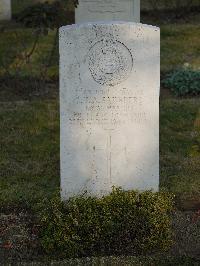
75, 0, 140, 24
60, 22, 160, 199
0, 0, 11, 20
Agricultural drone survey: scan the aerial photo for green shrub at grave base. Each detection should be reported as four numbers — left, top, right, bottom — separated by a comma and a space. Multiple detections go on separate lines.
40, 187, 174, 258
162, 69, 200, 96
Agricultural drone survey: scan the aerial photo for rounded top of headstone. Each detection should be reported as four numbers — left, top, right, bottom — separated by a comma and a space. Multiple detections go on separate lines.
59, 22, 160, 32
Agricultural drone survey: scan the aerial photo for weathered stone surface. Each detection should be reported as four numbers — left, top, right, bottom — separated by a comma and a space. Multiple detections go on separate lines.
75, 0, 140, 24
60, 22, 160, 199
0, 0, 11, 20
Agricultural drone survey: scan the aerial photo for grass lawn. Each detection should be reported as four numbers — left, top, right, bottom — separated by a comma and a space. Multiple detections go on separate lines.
0, 100, 59, 209
0, 97, 199, 264
0, 27, 58, 79
0, 10, 199, 81
160, 24, 200, 72
0, 24, 199, 77
160, 99, 200, 210
0, 99, 199, 210
0, 2, 200, 264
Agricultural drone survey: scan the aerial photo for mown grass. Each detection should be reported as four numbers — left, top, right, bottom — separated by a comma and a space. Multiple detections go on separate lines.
160, 99, 200, 209
1, 12, 200, 207
0, 2, 199, 263
161, 24, 200, 72
27, 255, 200, 265
0, 99, 199, 210
0, 28, 58, 78
0, 101, 59, 209
0, 16, 199, 80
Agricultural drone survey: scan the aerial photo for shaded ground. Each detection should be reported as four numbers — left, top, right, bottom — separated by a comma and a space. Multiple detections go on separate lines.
0, 4, 199, 84
0, 77, 58, 102
0, 98, 199, 263
0, 2, 200, 264
0, 98, 199, 210
0, 210, 41, 264
0, 211, 200, 264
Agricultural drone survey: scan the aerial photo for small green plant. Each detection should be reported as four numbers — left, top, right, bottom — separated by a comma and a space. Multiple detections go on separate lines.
40, 188, 174, 258
162, 69, 200, 96
15, 1, 66, 31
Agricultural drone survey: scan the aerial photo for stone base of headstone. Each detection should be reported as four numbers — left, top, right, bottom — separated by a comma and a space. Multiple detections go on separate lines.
60, 22, 160, 200
0, 0, 11, 21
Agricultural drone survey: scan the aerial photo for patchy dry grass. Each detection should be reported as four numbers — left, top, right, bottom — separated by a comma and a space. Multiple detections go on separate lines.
0, 98, 199, 211
0, 2, 199, 263
0, 101, 59, 209
19, 255, 199, 265
0, 28, 58, 79
0, 14, 199, 80
0, 211, 41, 263
161, 24, 200, 72
160, 99, 200, 209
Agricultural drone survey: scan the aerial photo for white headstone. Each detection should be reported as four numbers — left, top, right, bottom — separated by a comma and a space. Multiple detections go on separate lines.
0, 0, 11, 21
75, 0, 140, 24
60, 22, 160, 199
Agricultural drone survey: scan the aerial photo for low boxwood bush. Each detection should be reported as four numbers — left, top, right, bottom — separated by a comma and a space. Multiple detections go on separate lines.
40, 188, 174, 258
162, 69, 200, 96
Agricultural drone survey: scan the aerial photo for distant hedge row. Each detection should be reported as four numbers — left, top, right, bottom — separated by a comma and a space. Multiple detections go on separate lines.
141, 0, 200, 11
12, 0, 200, 16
